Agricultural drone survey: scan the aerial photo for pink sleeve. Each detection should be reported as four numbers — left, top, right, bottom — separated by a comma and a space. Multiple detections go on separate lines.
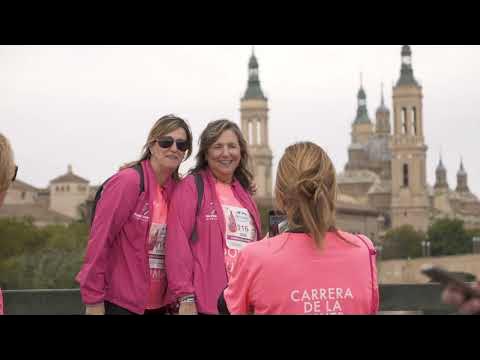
371, 252, 380, 314
0, 289, 4, 315
165, 178, 197, 299
357, 234, 380, 314
223, 249, 256, 315
75, 170, 140, 305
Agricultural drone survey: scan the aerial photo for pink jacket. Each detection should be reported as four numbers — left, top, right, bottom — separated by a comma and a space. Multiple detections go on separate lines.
0, 288, 3, 315
166, 169, 261, 314
76, 160, 175, 314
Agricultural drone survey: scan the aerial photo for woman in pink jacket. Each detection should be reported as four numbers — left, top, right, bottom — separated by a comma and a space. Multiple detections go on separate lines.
0, 133, 17, 315
76, 115, 193, 315
219, 142, 379, 315
166, 119, 261, 315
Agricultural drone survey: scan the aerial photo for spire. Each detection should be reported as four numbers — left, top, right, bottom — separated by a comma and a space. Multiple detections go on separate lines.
354, 75, 371, 124
68, 164, 73, 174
456, 157, 469, 192
458, 158, 467, 176
243, 46, 266, 101
437, 152, 446, 172
376, 82, 389, 113
434, 152, 448, 189
396, 45, 419, 87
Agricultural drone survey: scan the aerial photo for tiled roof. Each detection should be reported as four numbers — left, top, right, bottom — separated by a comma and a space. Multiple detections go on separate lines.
9, 179, 39, 192
50, 173, 89, 184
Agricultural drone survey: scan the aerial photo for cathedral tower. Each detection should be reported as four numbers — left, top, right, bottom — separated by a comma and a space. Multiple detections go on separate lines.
351, 76, 374, 145
240, 48, 273, 201
391, 45, 430, 231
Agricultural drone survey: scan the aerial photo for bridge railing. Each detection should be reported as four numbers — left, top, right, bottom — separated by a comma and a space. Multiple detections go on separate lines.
2, 284, 459, 315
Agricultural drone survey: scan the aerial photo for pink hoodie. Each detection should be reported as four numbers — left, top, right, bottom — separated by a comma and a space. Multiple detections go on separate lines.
76, 160, 175, 314
0, 289, 3, 315
166, 169, 261, 314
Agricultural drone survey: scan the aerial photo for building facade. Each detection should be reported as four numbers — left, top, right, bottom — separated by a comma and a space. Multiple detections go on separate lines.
339, 45, 480, 238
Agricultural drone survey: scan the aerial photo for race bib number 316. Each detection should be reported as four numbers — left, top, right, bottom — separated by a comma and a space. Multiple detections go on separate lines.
223, 205, 256, 250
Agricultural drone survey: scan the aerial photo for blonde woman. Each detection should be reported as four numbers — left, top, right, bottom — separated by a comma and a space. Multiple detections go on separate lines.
220, 142, 379, 315
76, 115, 193, 315
0, 133, 17, 315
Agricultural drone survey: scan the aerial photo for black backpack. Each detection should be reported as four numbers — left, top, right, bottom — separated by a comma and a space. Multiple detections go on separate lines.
89, 166, 204, 245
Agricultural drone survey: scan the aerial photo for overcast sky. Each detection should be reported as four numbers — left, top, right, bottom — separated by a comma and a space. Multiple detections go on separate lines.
1, 45, 478, 195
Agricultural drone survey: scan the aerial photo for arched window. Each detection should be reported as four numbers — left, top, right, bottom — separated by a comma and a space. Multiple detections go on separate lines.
412, 107, 417, 135
256, 119, 262, 145
401, 108, 408, 135
248, 120, 254, 145
21, 191, 26, 200
403, 164, 409, 188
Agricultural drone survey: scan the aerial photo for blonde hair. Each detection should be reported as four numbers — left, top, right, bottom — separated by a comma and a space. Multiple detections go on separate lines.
275, 142, 337, 249
0, 133, 15, 193
122, 115, 193, 181
190, 119, 254, 192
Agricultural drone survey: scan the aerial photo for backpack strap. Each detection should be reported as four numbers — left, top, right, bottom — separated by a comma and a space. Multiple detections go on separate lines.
132, 163, 145, 193
89, 164, 145, 226
190, 173, 204, 243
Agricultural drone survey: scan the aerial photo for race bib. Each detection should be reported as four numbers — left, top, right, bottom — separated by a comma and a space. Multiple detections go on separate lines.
223, 205, 256, 250
148, 223, 167, 270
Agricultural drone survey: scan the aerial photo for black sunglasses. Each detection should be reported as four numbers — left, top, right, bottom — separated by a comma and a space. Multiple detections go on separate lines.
12, 165, 18, 182
157, 137, 189, 152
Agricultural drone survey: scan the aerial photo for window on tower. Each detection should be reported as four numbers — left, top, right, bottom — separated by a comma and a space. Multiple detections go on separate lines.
401, 108, 408, 135
412, 107, 417, 135
248, 120, 254, 145
256, 119, 262, 145
403, 164, 409, 188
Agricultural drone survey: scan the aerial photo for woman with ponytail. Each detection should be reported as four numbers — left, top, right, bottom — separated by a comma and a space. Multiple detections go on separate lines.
219, 142, 379, 315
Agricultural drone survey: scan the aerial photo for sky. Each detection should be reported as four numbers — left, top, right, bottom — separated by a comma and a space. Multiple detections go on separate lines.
1, 45, 479, 195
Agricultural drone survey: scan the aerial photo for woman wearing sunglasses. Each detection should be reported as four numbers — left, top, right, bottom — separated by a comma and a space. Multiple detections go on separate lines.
166, 119, 261, 315
76, 115, 193, 315
0, 132, 17, 315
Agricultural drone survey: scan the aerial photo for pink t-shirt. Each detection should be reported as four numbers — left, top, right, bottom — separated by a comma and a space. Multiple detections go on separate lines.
0, 288, 3, 315
224, 231, 379, 315
215, 182, 257, 277
146, 185, 173, 309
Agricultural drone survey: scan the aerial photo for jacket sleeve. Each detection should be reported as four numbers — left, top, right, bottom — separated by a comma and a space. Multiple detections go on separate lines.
371, 250, 380, 314
165, 178, 197, 300
0, 289, 3, 315
75, 170, 140, 305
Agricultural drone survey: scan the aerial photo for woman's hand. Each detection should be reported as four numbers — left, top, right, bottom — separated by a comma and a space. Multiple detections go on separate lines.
85, 303, 105, 315
178, 302, 198, 315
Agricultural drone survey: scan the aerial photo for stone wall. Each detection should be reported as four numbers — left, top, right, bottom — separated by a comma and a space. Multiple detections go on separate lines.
378, 254, 480, 284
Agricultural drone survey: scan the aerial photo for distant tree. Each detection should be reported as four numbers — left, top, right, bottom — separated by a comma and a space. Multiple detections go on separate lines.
0, 218, 47, 260
427, 218, 470, 256
0, 218, 88, 289
382, 225, 425, 260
